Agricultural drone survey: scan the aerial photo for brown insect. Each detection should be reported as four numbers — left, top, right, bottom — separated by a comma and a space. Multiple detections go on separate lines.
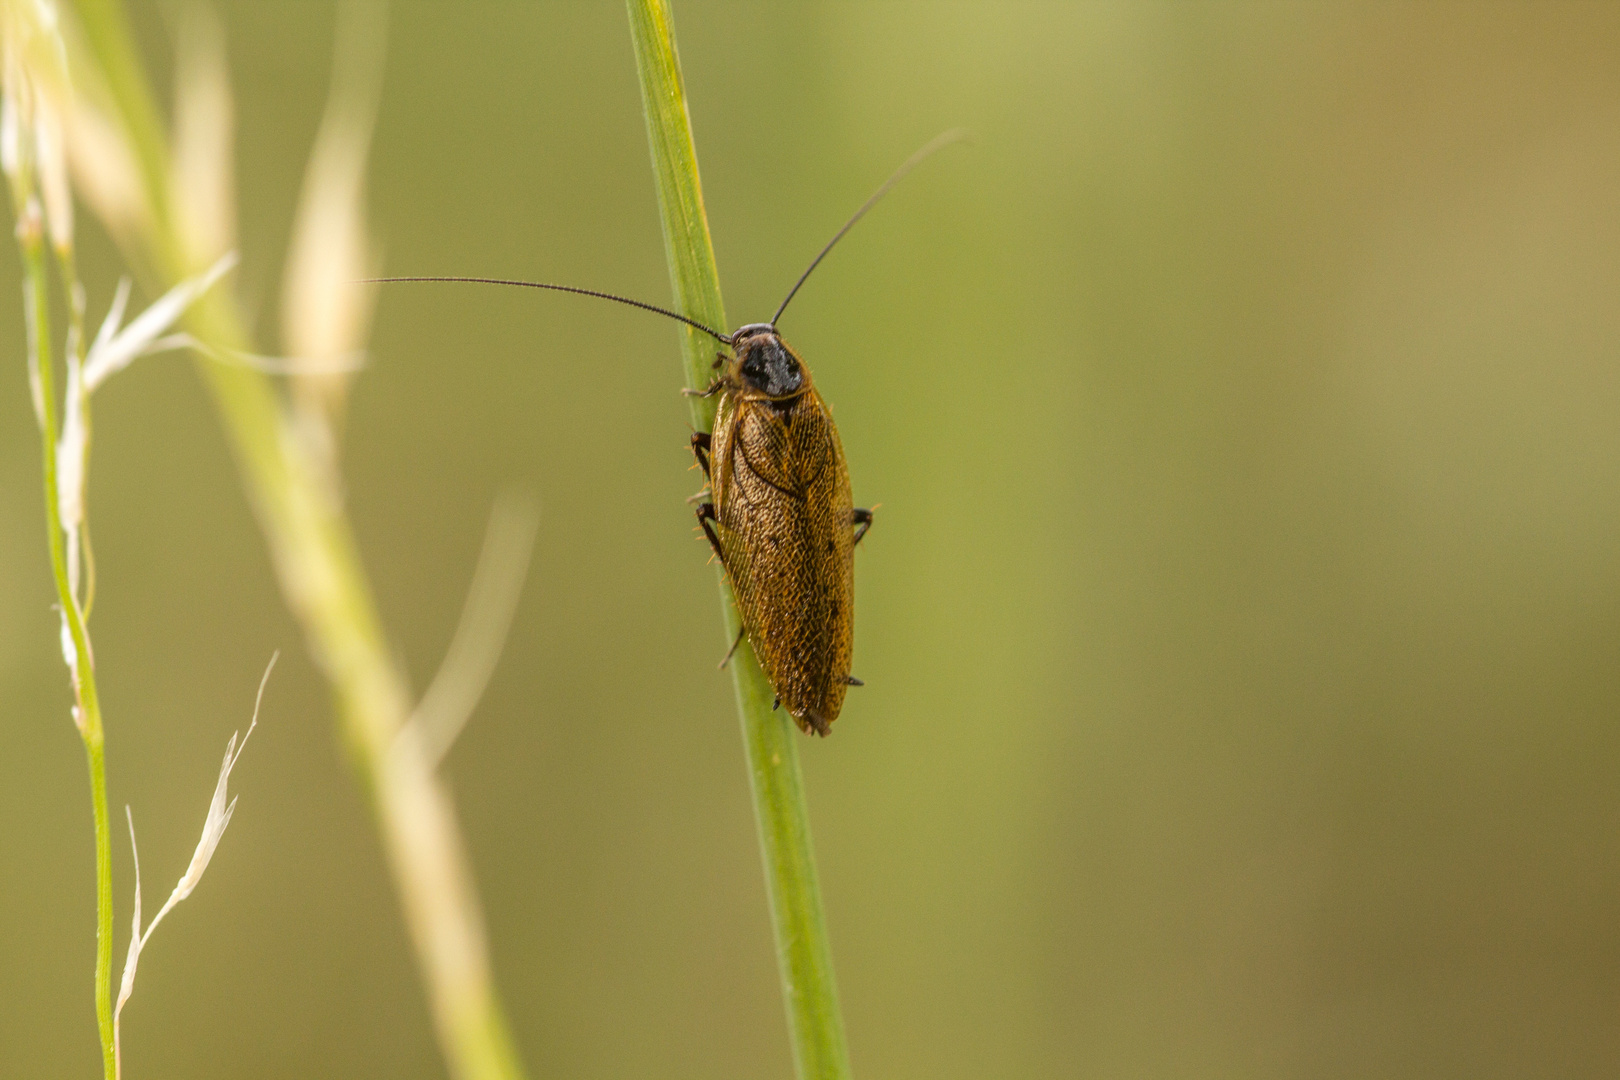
688, 324, 869, 735
373, 130, 963, 736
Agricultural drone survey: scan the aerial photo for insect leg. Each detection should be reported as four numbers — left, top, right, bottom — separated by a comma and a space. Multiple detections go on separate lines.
682, 380, 724, 399
852, 507, 875, 546
717, 625, 745, 669
690, 431, 712, 479
844, 675, 864, 686
695, 501, 725, 564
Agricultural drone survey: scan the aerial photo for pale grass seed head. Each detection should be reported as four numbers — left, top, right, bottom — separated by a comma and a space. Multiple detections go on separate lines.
1, 0, 71, 249
114, 653, 277, 1080
61, 86, 144, 245
53, 250, 236, 613
170, 4, 233, 270
79, 251, 237, 392
3, 0, 146, 251
409, 493, 540, 767
281, 0, 385, 443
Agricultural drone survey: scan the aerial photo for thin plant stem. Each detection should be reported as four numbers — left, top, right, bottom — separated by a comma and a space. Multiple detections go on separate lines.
82, 730, 114, 1080
20, 227, 115, 1080
63, 4, 527, 1078
626, 4, 853, 1078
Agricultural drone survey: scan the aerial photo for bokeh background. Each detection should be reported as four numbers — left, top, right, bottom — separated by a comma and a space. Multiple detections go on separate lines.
4, 3, 1619, 1077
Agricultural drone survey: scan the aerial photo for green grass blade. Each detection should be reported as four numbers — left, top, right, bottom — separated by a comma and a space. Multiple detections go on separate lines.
626, 4, 853, 1078
624, 0, 727, 405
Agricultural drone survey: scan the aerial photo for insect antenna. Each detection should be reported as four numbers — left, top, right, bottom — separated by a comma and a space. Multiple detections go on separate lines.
770, 128, 969, 327
362, 275, 734, 344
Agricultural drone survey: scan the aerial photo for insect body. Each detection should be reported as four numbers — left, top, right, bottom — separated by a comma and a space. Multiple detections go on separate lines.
373, 130, 962, 736
692, 325, 871, 736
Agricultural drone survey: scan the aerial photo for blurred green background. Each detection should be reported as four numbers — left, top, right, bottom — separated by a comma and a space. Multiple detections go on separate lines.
4, 2, 1619, 1077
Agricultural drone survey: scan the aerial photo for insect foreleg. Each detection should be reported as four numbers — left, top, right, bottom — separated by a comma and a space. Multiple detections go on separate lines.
682, 380, 724, 399
853, 507, 875, 546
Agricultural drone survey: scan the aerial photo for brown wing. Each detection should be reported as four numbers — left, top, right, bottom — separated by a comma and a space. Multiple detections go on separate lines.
711, 389, 854, 733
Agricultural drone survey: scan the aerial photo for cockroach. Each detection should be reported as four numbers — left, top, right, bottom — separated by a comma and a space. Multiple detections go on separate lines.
374, 130, 963, 736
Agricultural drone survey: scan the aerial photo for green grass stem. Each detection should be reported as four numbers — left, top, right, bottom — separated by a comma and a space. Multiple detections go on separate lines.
626, 4, 853, 1078
18, 224, 115, 1080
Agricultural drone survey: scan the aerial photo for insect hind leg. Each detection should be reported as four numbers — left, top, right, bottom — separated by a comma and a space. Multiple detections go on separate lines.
695, 501, 725, 565
853, 507, 875, 546
718, 624, 745, 669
